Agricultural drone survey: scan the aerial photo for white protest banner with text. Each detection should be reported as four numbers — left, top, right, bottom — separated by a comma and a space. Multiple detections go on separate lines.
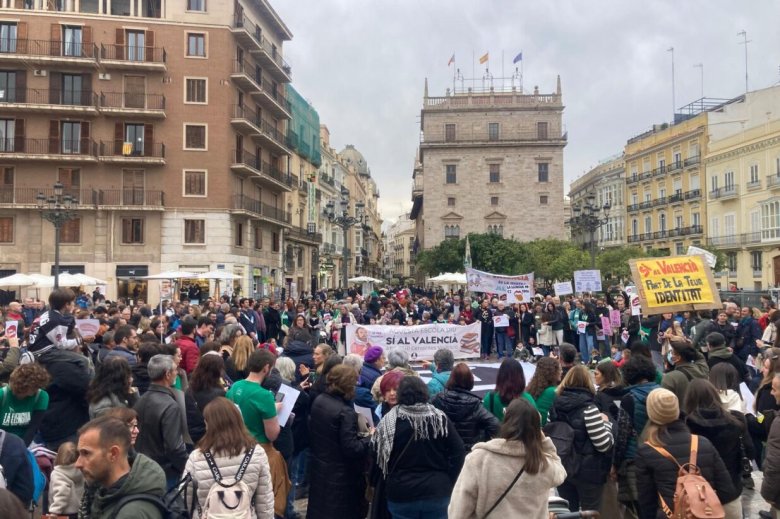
554, 281, 573, 296
573, 270, 602, 293
465, 268, 534, 303
346, 322, 482, 360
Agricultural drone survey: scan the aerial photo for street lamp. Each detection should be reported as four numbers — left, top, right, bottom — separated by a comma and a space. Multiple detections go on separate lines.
567, 191, 610, 269
37, 181, 78, 288
324, 188, 365, 289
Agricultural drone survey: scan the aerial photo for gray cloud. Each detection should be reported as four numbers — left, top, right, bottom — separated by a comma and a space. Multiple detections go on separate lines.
273, 0, 779, 224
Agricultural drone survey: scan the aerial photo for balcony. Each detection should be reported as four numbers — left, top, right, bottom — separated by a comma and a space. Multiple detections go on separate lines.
0, 137, 97, 162
668, 225, 703, 237
652, 164, 667, 178
0, 88, 98, 115
231, 104, 263, 136
652, 196, 668, 207
231, 194, 291, 225
98, 140, 165, 165
100, 44, 166, 71
627, 203, 639, 212
231, 14, 264, 54
0, 39, 98, 67
707, 232, 762, 248
638, 200, 653, 210
710, 185, 739, 200
287, 226, 323, 245
746, 179, 762, 191
248, 34, 292, 83
254, 117, 290, 156
768, 175, 780, 189
230, 59, 262, 93
753, 269, 763, 278
684, 155, 701, 167
668, 161, 683, 173
668, 192, 683, 204
99, 92, 166, 118
252, 76, 291, 119
230, 149, 292, 191
627, 171, 652, 185
0, 186, 163, 209
684, 189, 701, 200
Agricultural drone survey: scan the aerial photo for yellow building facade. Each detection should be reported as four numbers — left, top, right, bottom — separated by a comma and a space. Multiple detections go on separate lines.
625, 115, 706, 255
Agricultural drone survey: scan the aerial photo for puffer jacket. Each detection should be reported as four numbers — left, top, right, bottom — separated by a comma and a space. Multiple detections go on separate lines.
762, 415, 780, 507
183, 447, 274, 519
359, 362, 382, 389
432, 388, 499, 450
87, 453, 166, 519
685, 408, 753, 496
635, 421, 737, 519
39, 347, 93, 447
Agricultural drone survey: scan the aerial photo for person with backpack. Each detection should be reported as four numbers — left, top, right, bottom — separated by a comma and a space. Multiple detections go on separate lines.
635, 388, 735, 519
660, 343, 709, 405
546, 365, 613, 512
183, 396, 274, 519
74, 415, 166, 519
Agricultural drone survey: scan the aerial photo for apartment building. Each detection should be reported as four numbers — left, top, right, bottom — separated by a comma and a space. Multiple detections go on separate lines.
568, 154, 625, 250
384, 212, 415, 280
411, 77, 566, 250
704, 86, 780, 289
624, 113, 706, 254
0, 0, 295, 302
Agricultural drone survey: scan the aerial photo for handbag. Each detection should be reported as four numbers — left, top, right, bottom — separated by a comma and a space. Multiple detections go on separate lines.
482, 466, 525, 518
739, 436, 752, 477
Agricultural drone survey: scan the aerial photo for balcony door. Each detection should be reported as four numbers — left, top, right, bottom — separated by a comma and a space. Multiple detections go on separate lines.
123, 169, 144, 205
125, 123, 144, 155
124, 75, 145, 108
0, 23, 17, 53
63, 26, 82, 57
57, 168, 80, 202
126, 31, 145, 62
0, 72, 16, 102
0, 119, 15, 151
61, 121, 81, 154
62, 74, 83, 105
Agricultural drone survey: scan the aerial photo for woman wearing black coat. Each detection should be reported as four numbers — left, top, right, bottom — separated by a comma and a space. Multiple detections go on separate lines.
184, 353, 226, 444
432, 363, 499, 450
635, 388, 737, 519
307, 364, 372, 519
683, 379, 753, 517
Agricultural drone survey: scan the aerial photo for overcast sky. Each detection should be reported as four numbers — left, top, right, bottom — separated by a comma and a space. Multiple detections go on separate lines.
273, 1, 780, 225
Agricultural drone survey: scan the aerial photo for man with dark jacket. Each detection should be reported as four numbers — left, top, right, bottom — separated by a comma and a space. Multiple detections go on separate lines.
475, 300, 494, 360
238, 298, 259, 341
0, 429, 33, 506
76, 416, 166, 519
106, 325, 138, 367
264, 302, 283, 342
134, 354, 188, 488
706, 332, 749, 382
761, 373, 780, 516
131, 342, 161, 395
735, 306, 762, 362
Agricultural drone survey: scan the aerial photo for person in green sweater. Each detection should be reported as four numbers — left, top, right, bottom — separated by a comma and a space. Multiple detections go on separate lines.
483, 358, 536, 421
525, 357, 561, 426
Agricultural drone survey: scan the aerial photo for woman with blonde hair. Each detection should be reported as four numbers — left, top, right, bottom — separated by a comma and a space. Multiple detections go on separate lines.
547, 365, 613, 512
225, 335, 254, 381
183, 397, 274, 518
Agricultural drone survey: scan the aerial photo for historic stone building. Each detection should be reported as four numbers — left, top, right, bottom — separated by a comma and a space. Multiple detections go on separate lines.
568, 154, 625, 250
411, 78, 566, 250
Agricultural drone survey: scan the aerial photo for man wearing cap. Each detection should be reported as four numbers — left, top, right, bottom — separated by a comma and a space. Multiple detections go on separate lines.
359, 346, 384, 389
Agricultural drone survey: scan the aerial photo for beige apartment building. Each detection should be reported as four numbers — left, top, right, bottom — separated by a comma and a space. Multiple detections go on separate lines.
411, 78, 566, 250
384, 212, 415, 280
568, 154, 625, 250
704, 86, 780, 290
0, 0, 296, 302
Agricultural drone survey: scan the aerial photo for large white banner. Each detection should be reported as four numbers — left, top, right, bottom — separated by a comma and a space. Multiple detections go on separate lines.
346, 322, 482, 360
465, 268, 534, 303
573, 269, 602, 293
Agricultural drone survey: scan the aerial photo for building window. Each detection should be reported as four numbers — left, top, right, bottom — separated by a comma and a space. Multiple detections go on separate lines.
692, 212, 700, 227
122, 169, 145, 205
752, 251, 763, 272
235, 222, 243, 247
488, 123, 499, 141
537, 121, 548, 140
187, 0, 205, 11
185, 78, 207, 103
538, 163, 549, 182
184, 219, 205, 243
0, 216, 12, 243
727, 252, 737, 272
126, 30, 145, 62
272, 232, 280, 252
644, 216, 652, 233
0, 119, 14, 152
297, 248, 303, 268
62, 26, 82, 57
445, 124, 455, 142
183, 170, 206, 196
676, 242, 684, 254
61, 121, 82, 154
445, 164, 456, 184
121, 218, 144, 244
725, 171, 734, 188
447, 197, 455, 207
444, 224, 460, 239
750, 164, 759, 184
491, 196, 499, 206
0, 23, 17, 53
184, 124, 206, 150
124, 123, 144, 155
488, 224, 503, 236
254, 226, 262, 249
762, 200, 780, 240
62, 74, 84, 105
61, 218, 81, 243
0, 71, 16, 103
631, 219, 638, 236
539, 195, 548, 205
489, 163, 500, 183
659, 213, 666, 232
186, 33, 206, 57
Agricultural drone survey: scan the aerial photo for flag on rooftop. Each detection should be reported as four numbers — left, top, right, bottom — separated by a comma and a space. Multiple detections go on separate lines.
479, 52, 489, 64
448, 54, 455, 66
513, 52, 523, 64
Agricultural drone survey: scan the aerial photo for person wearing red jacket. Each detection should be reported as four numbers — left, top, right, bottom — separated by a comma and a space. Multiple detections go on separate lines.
175, 317, 199, 375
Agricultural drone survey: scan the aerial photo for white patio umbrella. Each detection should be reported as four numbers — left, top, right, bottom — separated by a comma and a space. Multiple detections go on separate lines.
0, 273, 37, 287
142, 271, 197, 280
200, 270, 239, 297
30, 272, 84, 287
429, 272, 467, 284
348, 276, 383, 283
71, 273, 109, 286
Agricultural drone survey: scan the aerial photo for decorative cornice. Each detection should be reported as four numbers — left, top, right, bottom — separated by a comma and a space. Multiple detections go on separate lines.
706, 135, 780, 164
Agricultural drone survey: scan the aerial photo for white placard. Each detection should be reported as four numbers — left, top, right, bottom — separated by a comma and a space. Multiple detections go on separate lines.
354, 404, 375, 427
629, 294, 642, 316
493, 314, 509, 328
276, 383, 300, 427
346, 322, 482, 360
75, 319, 100, 337
577, 321, 588, 334
465, 268, 534, 303
624, 285, 638, 296
573, 270, 602, 293
740, 382, 755, 416
554, 281, 573, 296
4, 321, 18, 339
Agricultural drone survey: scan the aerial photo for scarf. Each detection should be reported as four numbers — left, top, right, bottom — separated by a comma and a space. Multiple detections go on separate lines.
371, 402, 448, 476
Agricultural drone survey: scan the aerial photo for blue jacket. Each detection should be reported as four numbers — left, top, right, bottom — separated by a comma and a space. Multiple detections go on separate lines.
359, 363, 382, 389
427, 370, 451, 398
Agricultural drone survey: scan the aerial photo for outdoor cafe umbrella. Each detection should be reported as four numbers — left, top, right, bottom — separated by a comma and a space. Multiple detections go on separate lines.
200, 270, 239, 298
0, 273, 36, 288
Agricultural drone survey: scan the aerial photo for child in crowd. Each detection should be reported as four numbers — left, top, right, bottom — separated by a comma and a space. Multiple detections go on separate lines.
48, 442, 84, 518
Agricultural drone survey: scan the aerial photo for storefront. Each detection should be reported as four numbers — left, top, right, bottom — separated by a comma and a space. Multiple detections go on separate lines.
116, 265, 149, 305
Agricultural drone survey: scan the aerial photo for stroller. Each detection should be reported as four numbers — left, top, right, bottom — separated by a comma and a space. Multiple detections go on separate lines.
548, 496, 600, 519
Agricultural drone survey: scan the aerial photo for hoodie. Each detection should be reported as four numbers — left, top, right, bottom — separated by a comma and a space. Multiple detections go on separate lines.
661, 354, 710, 405
707, 347, 749, 381
87, 453, 166, 519
448, 437, 566, 519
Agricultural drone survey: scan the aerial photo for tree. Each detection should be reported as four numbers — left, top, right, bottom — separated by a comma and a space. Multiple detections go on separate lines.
526, 239, 589, 284
467, 233, 530, 274
596, 246, 646, 282
415, 239, 463, 277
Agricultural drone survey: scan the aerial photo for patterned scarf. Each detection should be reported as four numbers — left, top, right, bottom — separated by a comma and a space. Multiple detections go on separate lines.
371, 402, 448, 476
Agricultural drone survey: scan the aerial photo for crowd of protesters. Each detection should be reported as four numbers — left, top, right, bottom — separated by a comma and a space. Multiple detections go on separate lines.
0, 284, 779, 518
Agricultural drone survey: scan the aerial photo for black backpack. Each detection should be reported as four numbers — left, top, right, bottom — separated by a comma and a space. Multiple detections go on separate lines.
543, 420, 580, 477
115, 474, 196, 519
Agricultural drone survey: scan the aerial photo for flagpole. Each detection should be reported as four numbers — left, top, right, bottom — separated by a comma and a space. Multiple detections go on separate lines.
501, 50, 505, 90
472, 50, 475, 91
520, 53, 524, 93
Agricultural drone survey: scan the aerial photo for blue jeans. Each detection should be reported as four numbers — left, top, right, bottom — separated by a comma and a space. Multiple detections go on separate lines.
291, 448, 309, 488
495, 331, 512, 358
387, 497, 450, 519
578, 333, 594, 363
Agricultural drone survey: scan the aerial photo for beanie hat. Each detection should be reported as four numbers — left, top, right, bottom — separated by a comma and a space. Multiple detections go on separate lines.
364, 346, 384, 364
646, 388, 679, 426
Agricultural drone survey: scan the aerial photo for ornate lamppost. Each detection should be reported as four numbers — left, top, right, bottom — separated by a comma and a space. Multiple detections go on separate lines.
568, 191, 610, 269
324, 186, 364, 289
37, 181, 78, 288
